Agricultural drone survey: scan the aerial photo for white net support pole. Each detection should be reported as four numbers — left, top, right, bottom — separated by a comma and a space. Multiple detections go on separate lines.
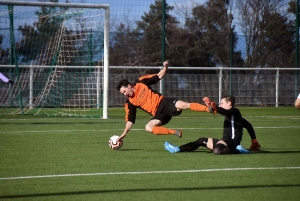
29, 65, 33, 109
276, 69, 279, 107
103, 6, 110, 119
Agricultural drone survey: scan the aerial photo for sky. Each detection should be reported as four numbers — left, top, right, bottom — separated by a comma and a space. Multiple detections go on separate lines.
69, 0, 208, 26
67, 0, 244, 32
5, 0, 293, 34
6, 0, 210, 27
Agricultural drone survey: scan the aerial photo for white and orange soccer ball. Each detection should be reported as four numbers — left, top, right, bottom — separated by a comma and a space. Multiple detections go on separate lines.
109, 135, 123, 150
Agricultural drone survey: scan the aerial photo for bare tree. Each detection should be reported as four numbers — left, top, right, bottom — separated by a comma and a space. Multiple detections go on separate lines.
237, 0, 294, 67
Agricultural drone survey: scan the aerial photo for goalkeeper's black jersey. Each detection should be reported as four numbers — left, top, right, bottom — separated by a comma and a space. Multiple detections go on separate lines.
216, 107, 243, 145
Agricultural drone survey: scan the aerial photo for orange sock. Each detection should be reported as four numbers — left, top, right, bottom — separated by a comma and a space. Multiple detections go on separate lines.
152, 126, 176, 135
190, 102, 208, 112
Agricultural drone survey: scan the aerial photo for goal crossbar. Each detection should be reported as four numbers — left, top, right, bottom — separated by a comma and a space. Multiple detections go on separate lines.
0, 1, 109, 9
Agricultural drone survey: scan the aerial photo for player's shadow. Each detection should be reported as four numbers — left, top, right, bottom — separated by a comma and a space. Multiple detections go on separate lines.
153, 149, 300, 154
1, 184, 299, 199
118, 149, 142, 151
251, 150, 300, 154
188, 150, 300, 154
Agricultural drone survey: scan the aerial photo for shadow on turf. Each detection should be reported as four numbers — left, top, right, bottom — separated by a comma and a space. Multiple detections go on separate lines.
154, 149, 300, 154
251, 150, 300, 154
118, 149, 142, 151
1, 184, 299, 199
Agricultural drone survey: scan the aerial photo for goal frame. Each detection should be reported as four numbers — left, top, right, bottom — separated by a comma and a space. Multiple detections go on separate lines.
0, 0, 110, 119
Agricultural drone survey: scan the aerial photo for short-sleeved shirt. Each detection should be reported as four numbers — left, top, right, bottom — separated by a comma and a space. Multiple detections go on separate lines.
125, 74, 164, 123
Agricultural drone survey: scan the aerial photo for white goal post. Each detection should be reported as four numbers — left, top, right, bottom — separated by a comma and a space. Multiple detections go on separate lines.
0, 1, 109, 119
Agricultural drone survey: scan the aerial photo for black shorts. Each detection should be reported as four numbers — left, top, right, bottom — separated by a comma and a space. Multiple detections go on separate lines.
152, 97, 182, 125
220, 138, 239, 154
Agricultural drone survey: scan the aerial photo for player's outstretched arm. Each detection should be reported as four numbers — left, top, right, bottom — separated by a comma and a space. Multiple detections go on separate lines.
157, 61, 169, 79
242, 118, 261, 151
119, 121, 133, 141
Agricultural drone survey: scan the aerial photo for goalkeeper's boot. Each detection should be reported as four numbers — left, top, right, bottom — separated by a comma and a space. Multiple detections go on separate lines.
236, 145, 250, 154
164, 142, 180, 153
174, 129, 182, 138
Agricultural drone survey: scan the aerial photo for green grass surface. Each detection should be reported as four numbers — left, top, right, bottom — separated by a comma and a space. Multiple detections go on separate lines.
0, 107, 300, 201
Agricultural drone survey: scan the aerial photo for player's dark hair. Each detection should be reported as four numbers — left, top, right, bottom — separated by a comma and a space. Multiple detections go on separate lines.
116, 79, 131, 90
221, 95, 235, 107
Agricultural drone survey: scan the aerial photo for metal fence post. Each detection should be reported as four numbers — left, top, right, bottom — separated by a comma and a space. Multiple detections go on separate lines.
218, 67, 223, 105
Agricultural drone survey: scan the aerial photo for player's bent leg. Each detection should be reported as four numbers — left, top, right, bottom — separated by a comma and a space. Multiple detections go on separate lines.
152, 126, 182, 137
174, 100, 190, 110
190, 102, 210, 112
206, 138, 218, 150
175, 100, 209, 113
179, 137, 207, 151
145, 119, 161, 132
178, 142, 200, 152
146, 120, 182, 137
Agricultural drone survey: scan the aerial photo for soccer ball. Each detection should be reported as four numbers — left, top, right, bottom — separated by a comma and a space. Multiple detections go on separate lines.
109, 135, 123, 150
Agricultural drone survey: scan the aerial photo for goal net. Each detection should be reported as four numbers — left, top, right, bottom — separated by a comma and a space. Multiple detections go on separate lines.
0, 1, 109, 118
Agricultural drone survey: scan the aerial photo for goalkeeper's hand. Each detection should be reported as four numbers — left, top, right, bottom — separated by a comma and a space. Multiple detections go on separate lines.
249, 139, 261, 151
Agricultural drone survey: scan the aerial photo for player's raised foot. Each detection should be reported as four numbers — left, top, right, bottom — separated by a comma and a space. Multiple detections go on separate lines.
174, 129, 182, 138
164, 142, 180, 153
208, 102, 217, 115
236, 145, 250, 154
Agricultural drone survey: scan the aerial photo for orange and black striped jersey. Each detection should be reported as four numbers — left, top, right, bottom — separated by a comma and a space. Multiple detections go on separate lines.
125, 74, 164, 123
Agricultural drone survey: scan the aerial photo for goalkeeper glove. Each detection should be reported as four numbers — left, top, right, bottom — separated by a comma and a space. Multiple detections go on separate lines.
249, 139, 261, 151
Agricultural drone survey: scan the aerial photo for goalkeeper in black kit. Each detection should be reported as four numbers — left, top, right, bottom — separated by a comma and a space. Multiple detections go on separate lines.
164, 95, 261, 154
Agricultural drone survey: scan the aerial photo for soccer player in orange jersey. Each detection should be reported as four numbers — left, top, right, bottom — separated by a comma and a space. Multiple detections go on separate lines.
116, 61, 216, 141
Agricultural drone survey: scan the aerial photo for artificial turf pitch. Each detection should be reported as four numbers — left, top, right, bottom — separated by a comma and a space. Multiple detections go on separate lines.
0, 107, 300, 201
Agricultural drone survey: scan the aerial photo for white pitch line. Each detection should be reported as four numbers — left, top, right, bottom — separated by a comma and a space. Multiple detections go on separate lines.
0, 115, 299, 121
0, 126, 300, 134
1, 167, 299, 180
